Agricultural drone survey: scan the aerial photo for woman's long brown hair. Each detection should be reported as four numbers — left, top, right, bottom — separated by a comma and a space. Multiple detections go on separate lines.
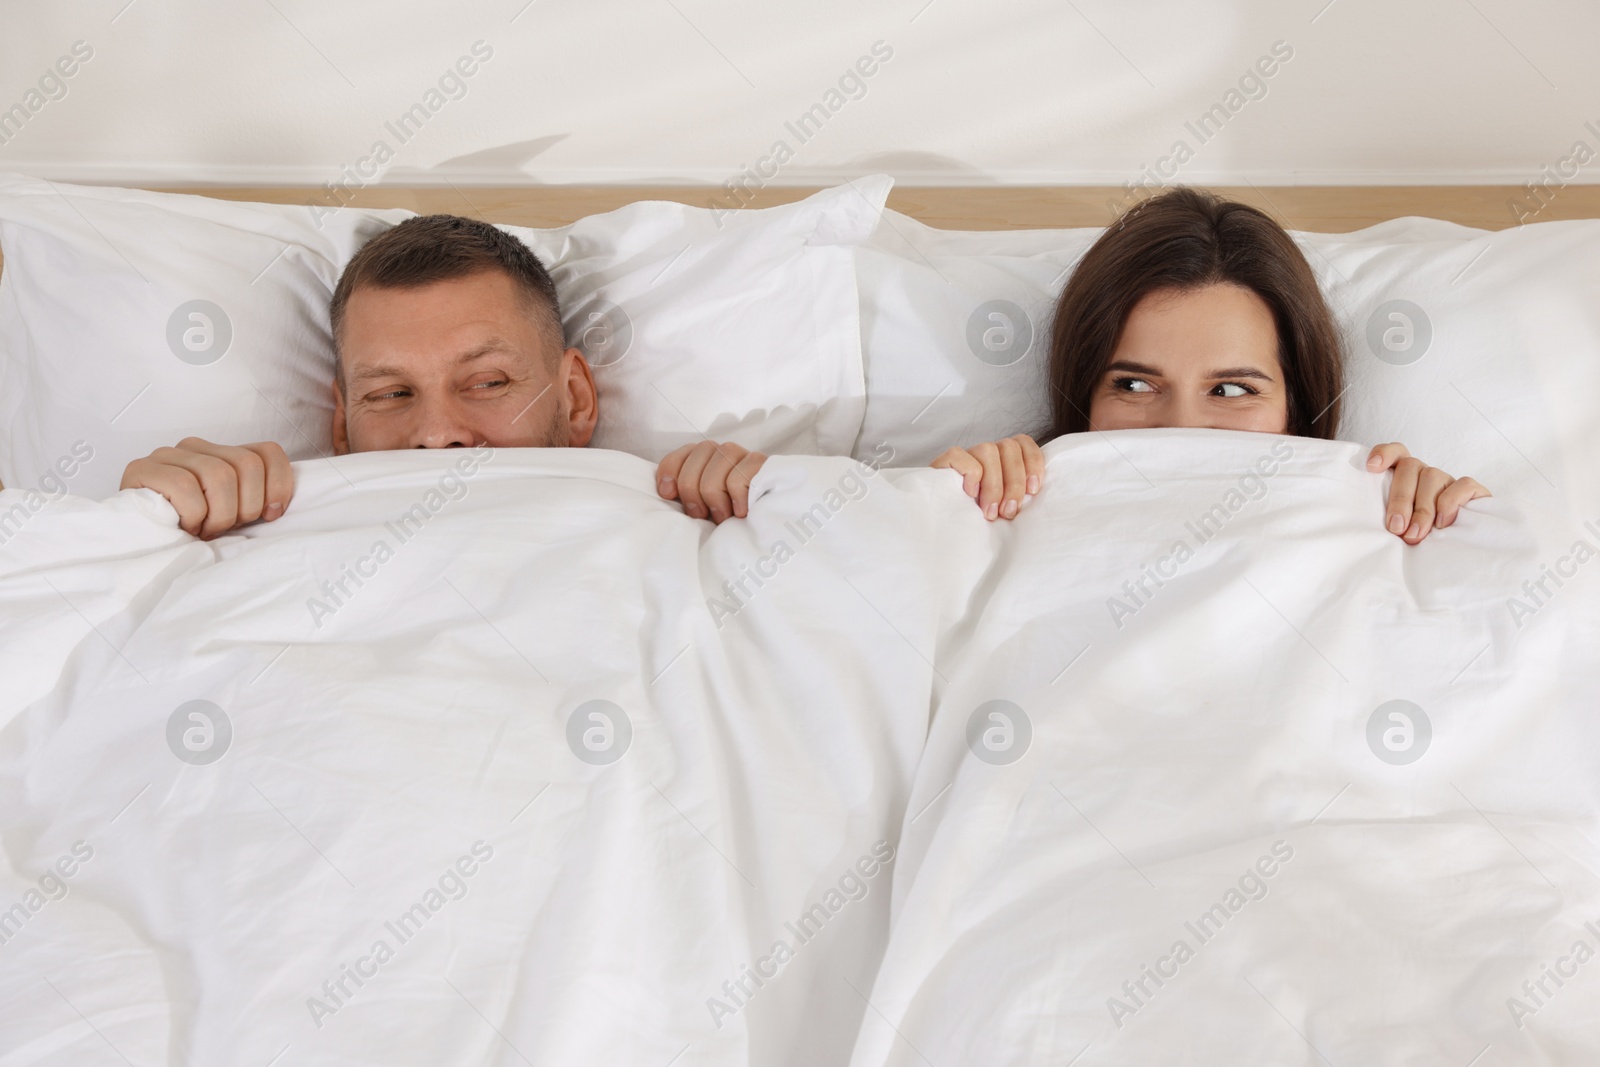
1043, 187, 1344, 441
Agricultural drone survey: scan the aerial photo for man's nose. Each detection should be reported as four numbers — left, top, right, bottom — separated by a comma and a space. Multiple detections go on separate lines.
410, 396, 476, 449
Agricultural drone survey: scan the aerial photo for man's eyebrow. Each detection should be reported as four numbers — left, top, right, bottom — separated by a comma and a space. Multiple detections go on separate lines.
347, 340, 515, 384
348, 363, 405, 384
448, 339, 517, 367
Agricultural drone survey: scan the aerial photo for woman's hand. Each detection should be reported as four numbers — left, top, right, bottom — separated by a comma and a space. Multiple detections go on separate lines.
656, 441, 768, 524
931, 434, 1045, 521
1366, 442, 1490, 544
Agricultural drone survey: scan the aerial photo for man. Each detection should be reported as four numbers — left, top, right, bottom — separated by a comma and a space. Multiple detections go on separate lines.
120, 215, 766, 539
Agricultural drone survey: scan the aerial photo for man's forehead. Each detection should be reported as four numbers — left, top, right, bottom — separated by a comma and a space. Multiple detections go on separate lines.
343, 272, 537, 344
346, 338, 519, 384
345, 269, 526, 319
335, 270, 561, 390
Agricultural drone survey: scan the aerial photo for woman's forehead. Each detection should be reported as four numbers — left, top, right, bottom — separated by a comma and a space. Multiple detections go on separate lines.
1116, 284, 1280, 373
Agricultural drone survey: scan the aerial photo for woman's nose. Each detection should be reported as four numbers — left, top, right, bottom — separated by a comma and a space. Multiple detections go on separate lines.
1164, 393, 1207, 429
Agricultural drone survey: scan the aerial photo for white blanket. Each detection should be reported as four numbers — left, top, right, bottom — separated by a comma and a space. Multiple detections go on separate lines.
0, 448, 951, 1067
2, 433, 1596, 1066
853, 431, 1600, 1066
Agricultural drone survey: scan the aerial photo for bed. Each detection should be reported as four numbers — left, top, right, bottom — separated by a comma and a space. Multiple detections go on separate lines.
0, 177, 1596, 1066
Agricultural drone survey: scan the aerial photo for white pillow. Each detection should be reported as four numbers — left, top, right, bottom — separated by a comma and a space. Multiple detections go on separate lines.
853, 192, 1600, 514
508, 174, 887, 464
1305, 218, 1600, 516
852, 213, 1097, 464
0, 175, 886, 499
0, 177, 408, 500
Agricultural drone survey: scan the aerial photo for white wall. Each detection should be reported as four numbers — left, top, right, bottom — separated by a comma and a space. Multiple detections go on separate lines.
1, 0, 1597, 187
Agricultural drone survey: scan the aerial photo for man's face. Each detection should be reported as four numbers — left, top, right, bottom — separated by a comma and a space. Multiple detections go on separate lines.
332, 269, 598, 454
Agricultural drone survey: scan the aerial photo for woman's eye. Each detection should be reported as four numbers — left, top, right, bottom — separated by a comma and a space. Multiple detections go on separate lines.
1114, 377, 1155, 394
1213, 382, 1255, 398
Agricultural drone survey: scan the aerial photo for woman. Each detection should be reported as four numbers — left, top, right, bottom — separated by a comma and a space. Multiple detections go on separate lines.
933, 187, 1488, 544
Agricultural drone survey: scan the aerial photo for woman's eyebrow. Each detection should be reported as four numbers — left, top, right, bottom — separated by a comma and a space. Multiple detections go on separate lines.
1206, 367, 1275, 381
1104, 360, 1164, 377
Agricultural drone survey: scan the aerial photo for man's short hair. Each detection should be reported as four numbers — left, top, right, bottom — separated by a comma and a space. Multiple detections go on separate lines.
329, 214, 564, 390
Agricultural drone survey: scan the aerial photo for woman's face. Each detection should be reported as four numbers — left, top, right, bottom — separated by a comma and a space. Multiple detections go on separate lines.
1086, 283, 1290, 435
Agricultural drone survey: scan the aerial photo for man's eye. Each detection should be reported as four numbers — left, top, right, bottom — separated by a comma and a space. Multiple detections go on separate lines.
1213, 382, 1256, 398
1114, 377, 1155, 394
370, 389, 408, 401
471, 379, 509, 390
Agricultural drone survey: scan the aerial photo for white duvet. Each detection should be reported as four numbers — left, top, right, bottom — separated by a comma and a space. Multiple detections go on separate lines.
0, 433, 1596, 1066
859, 432, 1600, 1067
0, 448, 951, 1067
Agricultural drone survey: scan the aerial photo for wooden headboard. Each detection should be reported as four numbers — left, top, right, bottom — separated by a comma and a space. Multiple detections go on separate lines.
0, 185, 1595, 278
144, 184, 1600, 232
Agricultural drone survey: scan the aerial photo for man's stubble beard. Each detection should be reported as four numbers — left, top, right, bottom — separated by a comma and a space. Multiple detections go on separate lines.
531, 402, 568, 448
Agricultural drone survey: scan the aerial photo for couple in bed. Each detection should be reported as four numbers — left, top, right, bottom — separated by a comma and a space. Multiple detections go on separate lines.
120, 189, 1488, 543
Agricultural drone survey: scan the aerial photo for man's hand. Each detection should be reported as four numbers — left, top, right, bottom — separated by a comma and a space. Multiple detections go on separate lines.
655, 441, 767, 524
119, 438, 294, 540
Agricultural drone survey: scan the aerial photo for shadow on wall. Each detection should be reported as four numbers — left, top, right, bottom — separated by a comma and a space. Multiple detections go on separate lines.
841, 152, 991, 182
831, 0, 1284, 220
425, 135, 570, 181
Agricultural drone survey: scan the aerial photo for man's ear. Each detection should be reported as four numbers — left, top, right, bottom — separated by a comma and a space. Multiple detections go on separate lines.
331, 379, 351, 455
561, 347, 599, 448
